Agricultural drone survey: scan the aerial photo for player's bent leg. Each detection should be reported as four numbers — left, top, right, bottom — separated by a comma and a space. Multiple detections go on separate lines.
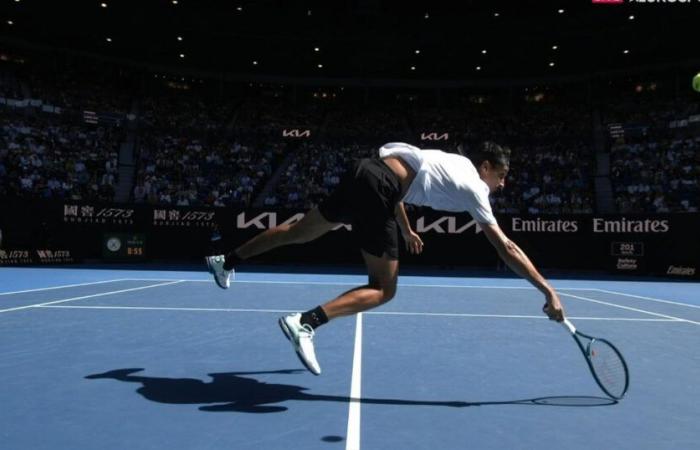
321, 250, 399, 319
278, 250, 398, 375
364, 249, 399, 302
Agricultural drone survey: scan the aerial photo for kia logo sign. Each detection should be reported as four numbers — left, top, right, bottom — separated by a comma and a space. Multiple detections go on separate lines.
420, 132, 449, 141
282, 129, 311, 138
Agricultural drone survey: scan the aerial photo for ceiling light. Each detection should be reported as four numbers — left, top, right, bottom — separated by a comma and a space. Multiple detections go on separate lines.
179, 53, 185, 58
314, 47, 320, 52
415, 49, 420, 54
106, 37, 112, 42
558, 9, 565, 14
549, 62, 555, 67
172, 0, 178, 4
7, 20, 13, 25
237, 6, 243, 11
253, 61, 258, 65
100, 2, 107, 8
476, 66, 481, 71
177, 36, 183, 41
552, 45, 558, 50
629, 15, 635, 20
411, 66, 416, 71
494, 12, 500, 17
623, 49, 630, 54
317, 64, 323, 68
482, 49, 487, 55
424, 12, 429, 19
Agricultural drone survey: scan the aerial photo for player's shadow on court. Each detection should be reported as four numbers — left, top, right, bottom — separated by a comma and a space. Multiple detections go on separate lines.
85, 368, 616, 413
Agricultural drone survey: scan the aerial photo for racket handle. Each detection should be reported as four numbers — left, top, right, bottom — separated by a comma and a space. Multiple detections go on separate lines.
561, 318, 576, 334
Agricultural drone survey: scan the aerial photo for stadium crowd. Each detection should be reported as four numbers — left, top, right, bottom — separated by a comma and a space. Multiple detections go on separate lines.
611, 137, 699, 213
263, 142, 375, 210
133, 133, 285, 208
604, 94, 699, 213
0, 113, 120, 202
138, 93, 236, 135
1, 62, 697, 215
492, 141, 594, 214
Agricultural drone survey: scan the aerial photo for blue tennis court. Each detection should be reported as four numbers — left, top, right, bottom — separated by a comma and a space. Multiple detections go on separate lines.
1, 267, 699, 450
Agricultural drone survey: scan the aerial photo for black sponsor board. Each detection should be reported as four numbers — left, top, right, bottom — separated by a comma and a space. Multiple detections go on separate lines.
666, 265, 697, 277
0, 248, 76, 265
151, 207, 217, 228
611, 242, 644, 257
503, 215, 697, 276
223, 210, 700, 277
0, 249, 33, 265
0, 197, 698, 278
63, 204, 136, 226
102, 233, 147, 260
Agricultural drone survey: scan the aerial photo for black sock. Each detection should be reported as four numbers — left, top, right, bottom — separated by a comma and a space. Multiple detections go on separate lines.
223, 251, 241, 271
208, 228, 225, 255
300, 306, 329, 330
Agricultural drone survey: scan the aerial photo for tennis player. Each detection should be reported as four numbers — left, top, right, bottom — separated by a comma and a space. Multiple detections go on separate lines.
206, 141, 565, 375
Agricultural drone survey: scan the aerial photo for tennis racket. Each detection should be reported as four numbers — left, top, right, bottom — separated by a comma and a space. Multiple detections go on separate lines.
561, 318, 629, 400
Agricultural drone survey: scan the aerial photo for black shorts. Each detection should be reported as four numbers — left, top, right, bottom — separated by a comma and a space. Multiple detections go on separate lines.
318, 158, 402, 259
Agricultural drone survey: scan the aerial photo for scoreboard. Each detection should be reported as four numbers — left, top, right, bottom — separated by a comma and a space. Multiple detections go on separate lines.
103, 233, 146, 260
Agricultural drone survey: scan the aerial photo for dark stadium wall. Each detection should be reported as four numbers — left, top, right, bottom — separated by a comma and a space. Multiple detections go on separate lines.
0, 198, 698, 279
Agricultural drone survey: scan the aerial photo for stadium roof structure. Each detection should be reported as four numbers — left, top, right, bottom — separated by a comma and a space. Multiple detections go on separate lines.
0, 0, 698, 82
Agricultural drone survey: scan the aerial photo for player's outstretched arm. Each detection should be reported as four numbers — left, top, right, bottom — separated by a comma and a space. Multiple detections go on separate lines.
480, 222, 564, 321
395, 202, 424, 254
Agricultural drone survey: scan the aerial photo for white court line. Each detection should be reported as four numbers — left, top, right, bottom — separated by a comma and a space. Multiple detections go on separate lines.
0, 278, 130, 296
594, 288, 700, 310
39, 305, 297, 314
34, 304, 682, 323
119, 278, 597, 291
0, 281, 184, 313
346, 313, 363, 450
368, 311, 679, 322
559, 292, 700, 325
42, 278, 700, 309
239, 281, 594, 290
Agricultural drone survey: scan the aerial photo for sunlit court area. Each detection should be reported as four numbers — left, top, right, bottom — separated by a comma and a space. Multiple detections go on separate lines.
1, 1, 699, 449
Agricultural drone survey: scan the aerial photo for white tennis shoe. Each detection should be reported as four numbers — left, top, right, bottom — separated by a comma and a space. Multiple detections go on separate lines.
279, 313, 321, 375
205, 254, 233, 289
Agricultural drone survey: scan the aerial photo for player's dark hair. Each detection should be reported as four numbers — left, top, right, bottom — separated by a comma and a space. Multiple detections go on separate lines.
467, 141, 511, 169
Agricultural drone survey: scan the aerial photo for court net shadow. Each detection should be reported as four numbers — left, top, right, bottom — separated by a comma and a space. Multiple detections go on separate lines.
85, 368, 616, 413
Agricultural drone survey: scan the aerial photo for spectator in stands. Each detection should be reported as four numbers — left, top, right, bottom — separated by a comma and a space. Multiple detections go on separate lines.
611, 137, 699, 212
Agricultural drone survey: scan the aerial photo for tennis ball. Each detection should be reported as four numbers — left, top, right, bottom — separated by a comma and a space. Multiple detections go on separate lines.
693, 73, 700, 92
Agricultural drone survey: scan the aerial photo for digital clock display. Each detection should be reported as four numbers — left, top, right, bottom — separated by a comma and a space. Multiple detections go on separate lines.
103, 233, 146, 260
610, 241, 644, 257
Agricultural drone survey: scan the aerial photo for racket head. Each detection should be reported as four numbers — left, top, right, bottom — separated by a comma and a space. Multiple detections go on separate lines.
585, 337, 629, 400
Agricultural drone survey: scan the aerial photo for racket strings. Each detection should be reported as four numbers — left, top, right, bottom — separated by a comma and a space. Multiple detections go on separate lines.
589, 340, 627, 397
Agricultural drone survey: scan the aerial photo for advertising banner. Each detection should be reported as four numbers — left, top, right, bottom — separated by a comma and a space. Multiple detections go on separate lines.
0, 198, 697, 278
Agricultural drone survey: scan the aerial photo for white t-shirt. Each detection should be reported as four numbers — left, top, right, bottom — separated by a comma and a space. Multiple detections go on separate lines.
379, 142, 497, 224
